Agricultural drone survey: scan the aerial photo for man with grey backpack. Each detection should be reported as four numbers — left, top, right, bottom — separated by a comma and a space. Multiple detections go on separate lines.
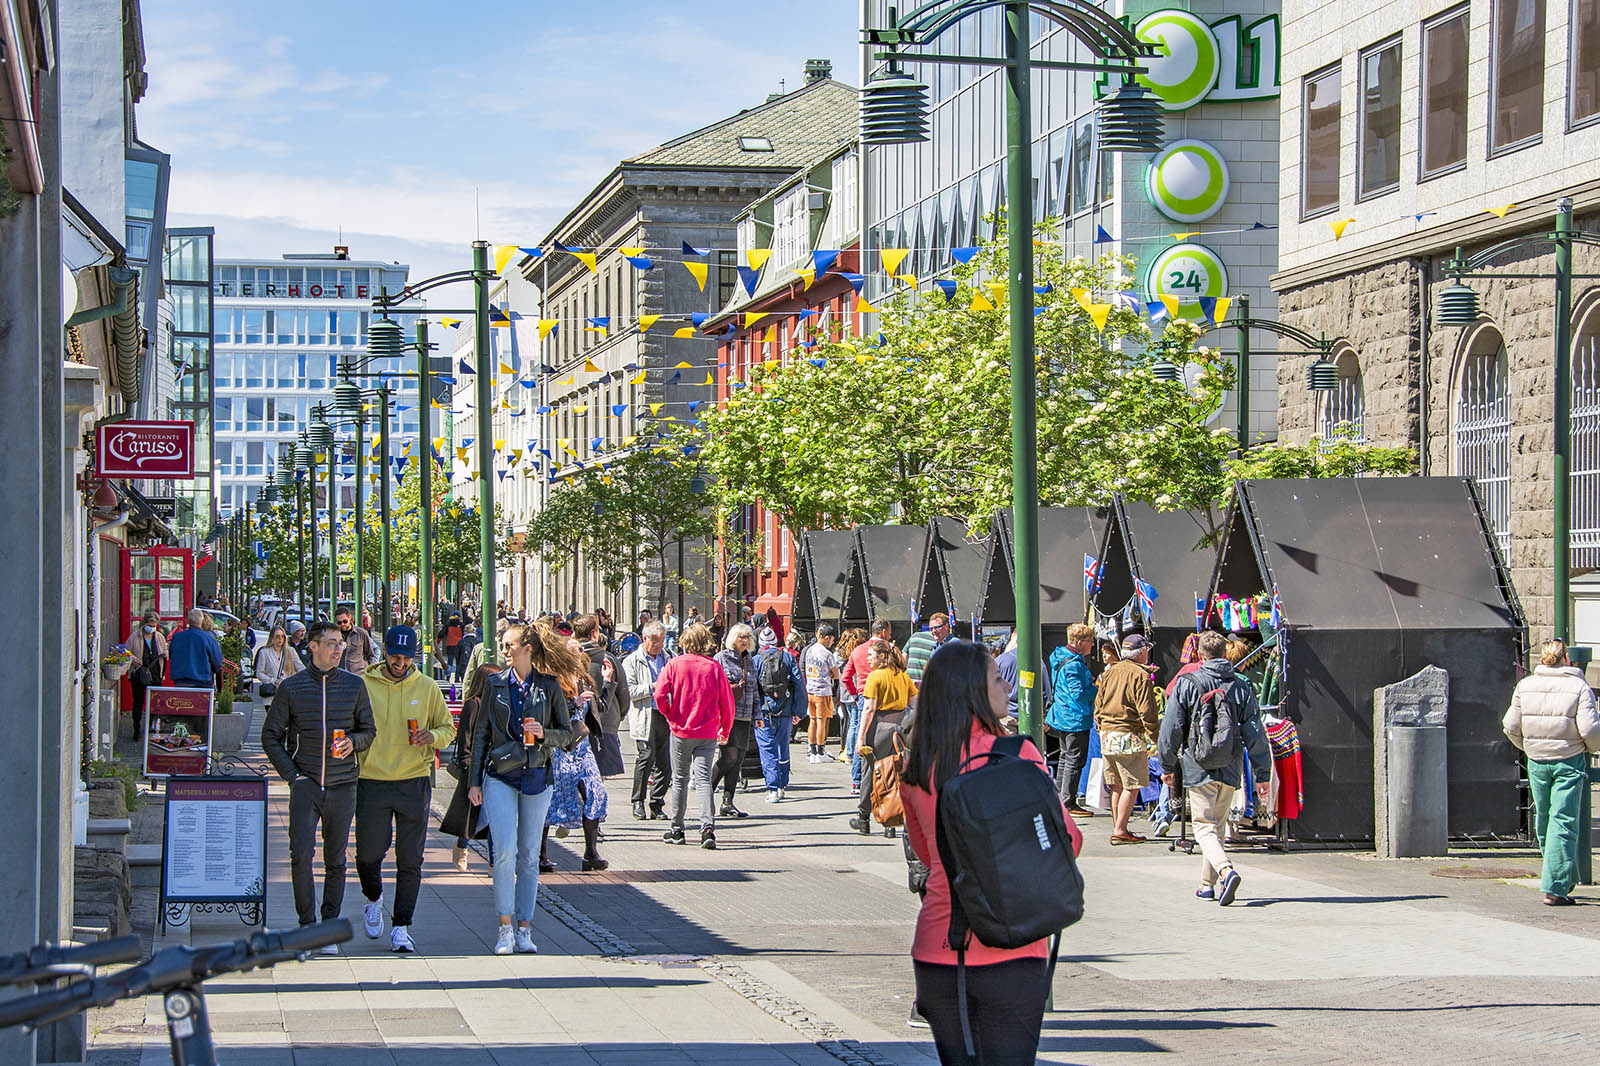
1157, 630, 1272, 905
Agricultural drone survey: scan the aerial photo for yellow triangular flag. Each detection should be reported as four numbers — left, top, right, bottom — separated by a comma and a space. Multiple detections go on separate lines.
970, 292, 995, 311
493, 244, 518, 273
573, 251, 598, 274
618, 246, 645, 257
650, 403, 664, 415
1327, 218, 1354, 240
673, 327, 695, 338
1212, 296, 1232, 324
1069, 287, 1092, 310
1160, 294, 1182, 317
629, 371, 646, 385
857, 296, 880, 313
762, 326, 777, 344
638, 314, 660, 332
746, 248, 773, 270
1484, 203, 1516, 219
538, 318, 558, 340
584, 359, 600, 373
794, 268, 816, 290
880, 248, 910, 275
744, 312, 768, 327
685, 262, 708, 291
984, 281, 1007, 304
1087, 303, 1112, 331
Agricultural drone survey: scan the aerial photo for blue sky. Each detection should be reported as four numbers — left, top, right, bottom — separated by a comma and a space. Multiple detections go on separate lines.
139, 1, 861, 281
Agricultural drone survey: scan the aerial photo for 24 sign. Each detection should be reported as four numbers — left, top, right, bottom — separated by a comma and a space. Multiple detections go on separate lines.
95, 420, 196, 479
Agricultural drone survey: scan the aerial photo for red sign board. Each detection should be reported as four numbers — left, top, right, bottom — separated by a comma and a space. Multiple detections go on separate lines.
142, 686, 213, 777
96, 420, 195, 479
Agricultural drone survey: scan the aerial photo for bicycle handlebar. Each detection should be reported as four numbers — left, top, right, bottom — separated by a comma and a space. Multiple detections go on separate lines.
0, 936, 142, 987
0, 919, 351, 1032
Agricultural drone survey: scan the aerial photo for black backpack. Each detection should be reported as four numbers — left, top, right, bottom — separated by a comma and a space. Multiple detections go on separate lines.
935, 734, 1084, 1056
758, 647, 791, 708
1189, 678, 1243, 771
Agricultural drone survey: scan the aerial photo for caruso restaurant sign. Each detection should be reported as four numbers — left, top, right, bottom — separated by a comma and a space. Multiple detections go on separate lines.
96, 420, 195, 479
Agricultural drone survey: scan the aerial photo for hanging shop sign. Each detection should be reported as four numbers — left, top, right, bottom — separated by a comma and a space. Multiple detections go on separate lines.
1146, 140, 1230, 223
95, 420, 195, 479
1130, 10, 1281, 110
1145, 243, 1228, 319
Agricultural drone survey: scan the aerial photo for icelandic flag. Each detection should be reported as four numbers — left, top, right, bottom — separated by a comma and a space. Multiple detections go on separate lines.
1083, 553, 1100, 592
1135, 578, 1158, 616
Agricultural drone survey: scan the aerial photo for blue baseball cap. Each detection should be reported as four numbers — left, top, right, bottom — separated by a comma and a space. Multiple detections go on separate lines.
384, 625, 419, 658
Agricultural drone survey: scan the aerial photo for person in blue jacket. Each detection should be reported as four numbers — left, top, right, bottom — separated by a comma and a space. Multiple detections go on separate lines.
1046, 622, 1098, 817
753, 626, 804, 802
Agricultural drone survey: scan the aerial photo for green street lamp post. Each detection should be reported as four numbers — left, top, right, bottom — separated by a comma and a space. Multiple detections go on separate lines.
371, 243, 496, 665
1433, 197, 1600, 641
862, 0, 1161, 748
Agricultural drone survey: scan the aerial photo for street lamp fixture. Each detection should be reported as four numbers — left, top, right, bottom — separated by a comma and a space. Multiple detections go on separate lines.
864, 0, 1160, 748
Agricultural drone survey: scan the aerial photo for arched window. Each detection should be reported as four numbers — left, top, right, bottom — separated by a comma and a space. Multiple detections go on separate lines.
1572, 303, 1600, 570
1453, 327, 1510, 553
1319, 346, 1366, 443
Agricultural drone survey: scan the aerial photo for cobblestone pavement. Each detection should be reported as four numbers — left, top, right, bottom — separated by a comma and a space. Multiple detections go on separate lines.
88, 733, 1600, 1065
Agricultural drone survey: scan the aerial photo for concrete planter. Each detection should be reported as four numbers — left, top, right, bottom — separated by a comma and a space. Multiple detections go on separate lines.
211, 710, 247, 753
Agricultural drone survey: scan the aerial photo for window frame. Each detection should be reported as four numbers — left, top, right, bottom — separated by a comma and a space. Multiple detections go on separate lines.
1299, 62, 1343, 220
1488, 0, 1546, 157
1420, 6, 1471, 182
1570, 0, 1600, 131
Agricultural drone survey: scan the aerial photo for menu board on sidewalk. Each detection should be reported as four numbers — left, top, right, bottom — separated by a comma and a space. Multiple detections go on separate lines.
142, 686, 213, 777
161, 777, 267, 905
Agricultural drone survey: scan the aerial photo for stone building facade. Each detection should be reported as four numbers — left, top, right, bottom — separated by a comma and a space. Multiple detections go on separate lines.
1274, 0, 1600, 645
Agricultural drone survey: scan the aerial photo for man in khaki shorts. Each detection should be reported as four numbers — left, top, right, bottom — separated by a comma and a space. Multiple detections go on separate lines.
802, 624, 840, 762
1093, 633, 1162, 844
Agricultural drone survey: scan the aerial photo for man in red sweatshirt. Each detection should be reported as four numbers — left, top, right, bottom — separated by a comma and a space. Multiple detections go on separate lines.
652, 623, 735, 849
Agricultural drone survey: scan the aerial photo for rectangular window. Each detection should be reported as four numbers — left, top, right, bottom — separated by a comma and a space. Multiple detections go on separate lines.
1574, 0, 1600, 126
1422, 9, 1470, 176
1358, 38, 1402, 198
1301, 65, 1342, 218
1491, 0, 1545, 152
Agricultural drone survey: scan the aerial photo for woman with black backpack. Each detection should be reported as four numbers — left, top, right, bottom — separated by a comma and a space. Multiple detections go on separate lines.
899, 641, 1083, 1066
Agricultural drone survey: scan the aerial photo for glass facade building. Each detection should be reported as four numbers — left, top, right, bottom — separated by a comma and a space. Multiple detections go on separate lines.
211, 255, 415, 517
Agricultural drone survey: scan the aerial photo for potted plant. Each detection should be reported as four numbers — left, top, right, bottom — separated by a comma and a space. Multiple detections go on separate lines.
100, 644, 133, 684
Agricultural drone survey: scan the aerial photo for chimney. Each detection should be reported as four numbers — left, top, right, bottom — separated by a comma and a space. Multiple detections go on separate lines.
804, 59, 832, 84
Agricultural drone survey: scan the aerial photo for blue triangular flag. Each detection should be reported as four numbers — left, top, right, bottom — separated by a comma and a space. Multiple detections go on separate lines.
812, 249, 840, 275
951, 247, 979, 263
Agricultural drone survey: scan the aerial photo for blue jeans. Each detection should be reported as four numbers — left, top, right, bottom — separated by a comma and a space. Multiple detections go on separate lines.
481, 774, 553, 922
841, 698, 863, 784
754, 715, 792, 789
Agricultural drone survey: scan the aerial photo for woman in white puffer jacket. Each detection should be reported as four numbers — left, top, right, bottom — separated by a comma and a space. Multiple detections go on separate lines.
1503, 638, 1600, 906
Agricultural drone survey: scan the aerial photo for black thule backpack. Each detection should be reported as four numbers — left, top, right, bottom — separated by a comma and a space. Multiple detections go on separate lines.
935, 734, 1084, 1056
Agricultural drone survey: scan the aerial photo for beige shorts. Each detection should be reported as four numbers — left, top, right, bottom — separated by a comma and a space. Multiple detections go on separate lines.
1103, 750, 1149, 791
807, 694, 835, 720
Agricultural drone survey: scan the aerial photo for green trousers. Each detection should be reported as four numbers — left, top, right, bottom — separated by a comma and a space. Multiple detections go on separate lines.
1529, 754, 1590, 898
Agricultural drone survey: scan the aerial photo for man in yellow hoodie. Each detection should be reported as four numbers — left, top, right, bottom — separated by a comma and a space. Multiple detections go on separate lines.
356, 625, 455, 952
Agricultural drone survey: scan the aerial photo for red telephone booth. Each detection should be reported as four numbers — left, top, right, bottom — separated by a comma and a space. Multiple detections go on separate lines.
120, 546, 193, 707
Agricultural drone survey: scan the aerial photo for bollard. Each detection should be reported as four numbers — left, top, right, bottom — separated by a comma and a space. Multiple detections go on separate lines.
1373, 665, 1450, 858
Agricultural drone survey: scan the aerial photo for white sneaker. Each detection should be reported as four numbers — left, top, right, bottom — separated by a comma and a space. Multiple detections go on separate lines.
515, 926, 538, 954
318, 942, 340, 956
363, 901, 383, 939
765, 789, 780, 803
493, 924, 516, 955
390, 926, 415, 953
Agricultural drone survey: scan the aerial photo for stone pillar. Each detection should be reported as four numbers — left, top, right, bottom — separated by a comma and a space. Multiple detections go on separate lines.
1373, 665, 1450, 858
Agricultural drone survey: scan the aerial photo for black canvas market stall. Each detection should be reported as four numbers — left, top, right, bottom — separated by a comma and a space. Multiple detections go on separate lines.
849, 523, 932, 646
792, 530, 859, 636
1210, 477, 1526, 842
918, 517, 992, 640
980, 507, 1111, 636
1093, 499, 1224, 679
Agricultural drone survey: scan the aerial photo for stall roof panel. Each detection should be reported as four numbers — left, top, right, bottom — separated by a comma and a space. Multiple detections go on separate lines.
856, 524, 930, 624
1112, 501, 1217, 629
1239, 478, 1519, 631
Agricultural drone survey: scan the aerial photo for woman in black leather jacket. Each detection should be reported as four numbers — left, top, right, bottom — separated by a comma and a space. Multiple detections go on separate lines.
467, 624, 575, 955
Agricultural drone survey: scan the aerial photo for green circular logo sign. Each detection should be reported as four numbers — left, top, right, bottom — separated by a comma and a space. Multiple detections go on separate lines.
1135, 10, 1221, 111
1146, 140, 1230, 222
1146, 243, 1228, 319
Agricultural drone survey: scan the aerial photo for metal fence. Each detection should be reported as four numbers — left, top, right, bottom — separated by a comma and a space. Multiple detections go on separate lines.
1454, 341, 1510, 555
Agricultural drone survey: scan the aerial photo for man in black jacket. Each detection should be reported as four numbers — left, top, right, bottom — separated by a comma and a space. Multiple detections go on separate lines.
261, 620, 377, 942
